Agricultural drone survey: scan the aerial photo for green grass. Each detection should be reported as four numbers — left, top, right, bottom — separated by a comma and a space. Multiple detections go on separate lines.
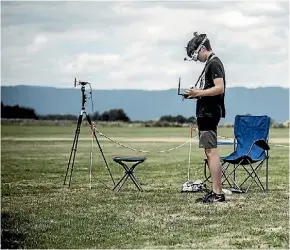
1, 124, 289, 249
2, 123, 288, 141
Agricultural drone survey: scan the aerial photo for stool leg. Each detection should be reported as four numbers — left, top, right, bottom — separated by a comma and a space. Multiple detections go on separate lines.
128, 163, 144, 191
113, 161, 144, 192
113, 173, 129, 191
128, 172, 143, 191
116, 174, 130, 192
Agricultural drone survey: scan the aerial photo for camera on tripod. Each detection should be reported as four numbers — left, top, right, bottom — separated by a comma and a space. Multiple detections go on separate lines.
64, 78, 115, 189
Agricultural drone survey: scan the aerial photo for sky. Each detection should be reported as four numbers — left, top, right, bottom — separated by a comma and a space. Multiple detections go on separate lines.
1, 0, 289, 90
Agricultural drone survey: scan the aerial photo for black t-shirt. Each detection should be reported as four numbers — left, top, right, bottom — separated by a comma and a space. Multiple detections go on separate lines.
196, 55, 226, 118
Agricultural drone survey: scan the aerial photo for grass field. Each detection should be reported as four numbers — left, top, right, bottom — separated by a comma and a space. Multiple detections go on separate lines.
1, 123, 289, 249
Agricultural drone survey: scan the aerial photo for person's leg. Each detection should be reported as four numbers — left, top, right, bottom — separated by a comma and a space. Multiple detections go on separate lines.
196, 117, 225, 202
205, 147, 222, 194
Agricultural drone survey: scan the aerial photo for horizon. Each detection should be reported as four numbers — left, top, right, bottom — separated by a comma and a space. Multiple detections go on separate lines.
1, 84, 290, 91
2, 84, 289, 123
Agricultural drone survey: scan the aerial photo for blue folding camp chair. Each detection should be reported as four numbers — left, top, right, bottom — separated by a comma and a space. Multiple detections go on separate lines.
204, 115, 271, 193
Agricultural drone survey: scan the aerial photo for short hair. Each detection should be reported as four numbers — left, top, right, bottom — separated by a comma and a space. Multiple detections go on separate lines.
195, 33, 212, 51
203, 38, 212, 51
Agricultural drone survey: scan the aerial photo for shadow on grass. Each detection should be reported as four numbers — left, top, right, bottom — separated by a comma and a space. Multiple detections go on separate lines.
1, 212, 26, 249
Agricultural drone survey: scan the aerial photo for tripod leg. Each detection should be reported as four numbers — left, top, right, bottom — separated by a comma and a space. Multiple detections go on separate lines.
85, 113, 115, 186
64, 113, 83, 186
89, 129, 94, 190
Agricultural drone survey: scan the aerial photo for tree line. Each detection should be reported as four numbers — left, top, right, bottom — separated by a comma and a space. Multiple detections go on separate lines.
2, 103, 288, 128
1, 103, 195, 124
1, 103, 38, 119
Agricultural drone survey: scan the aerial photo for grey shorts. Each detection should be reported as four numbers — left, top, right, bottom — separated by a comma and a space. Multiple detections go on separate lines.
198, 130, 218, 149
197, 117, 220, 149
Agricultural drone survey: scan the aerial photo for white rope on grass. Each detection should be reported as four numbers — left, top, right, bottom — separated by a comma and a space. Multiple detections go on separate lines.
94, 126, 197, 154
93, 125, 289, 153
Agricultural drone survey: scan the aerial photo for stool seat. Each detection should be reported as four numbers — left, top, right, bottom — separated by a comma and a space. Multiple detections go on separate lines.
112, 156, 147, 192
113, 157, 147, 163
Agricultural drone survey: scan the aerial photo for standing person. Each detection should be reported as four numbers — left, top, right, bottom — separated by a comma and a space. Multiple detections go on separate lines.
184, 32, 226, 203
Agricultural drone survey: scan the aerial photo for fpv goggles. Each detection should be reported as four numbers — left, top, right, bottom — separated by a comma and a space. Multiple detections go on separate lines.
185, 32, 208, 61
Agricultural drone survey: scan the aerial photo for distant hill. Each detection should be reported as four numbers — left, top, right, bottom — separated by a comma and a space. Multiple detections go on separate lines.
1, 85, 289, 124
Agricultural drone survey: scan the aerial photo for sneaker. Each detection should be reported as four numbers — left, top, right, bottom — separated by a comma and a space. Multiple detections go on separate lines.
195, 190, 214, 203
203, 192, 226, 203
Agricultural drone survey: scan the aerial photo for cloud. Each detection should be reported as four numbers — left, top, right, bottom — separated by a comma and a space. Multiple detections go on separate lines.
27, 34, 47, 53
236, 1, 288, 16
212, 10, 266, 28
60, 53, 121, 74
1, 1, 289, 90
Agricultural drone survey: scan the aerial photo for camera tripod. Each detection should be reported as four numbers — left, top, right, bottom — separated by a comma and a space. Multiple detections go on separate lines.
63, 79, 115, 188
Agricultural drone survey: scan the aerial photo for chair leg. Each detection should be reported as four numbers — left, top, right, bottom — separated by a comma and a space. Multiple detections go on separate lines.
204, 160, 235, 189
241, 160, 266, 192
244, 168, 264, 193
222, 159, 246, 191
266, 157, 269, 191
203, 160, 212, 183
221, 162, 234, 187
233, 164, 236, 183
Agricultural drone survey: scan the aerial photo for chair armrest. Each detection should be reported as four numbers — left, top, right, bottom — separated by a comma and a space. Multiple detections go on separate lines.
245, 139, 270, 157
254, 139, 270, 150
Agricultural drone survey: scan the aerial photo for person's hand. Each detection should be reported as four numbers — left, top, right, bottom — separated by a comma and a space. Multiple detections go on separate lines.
183, 88, 202, 99
183, 91, 194, 99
